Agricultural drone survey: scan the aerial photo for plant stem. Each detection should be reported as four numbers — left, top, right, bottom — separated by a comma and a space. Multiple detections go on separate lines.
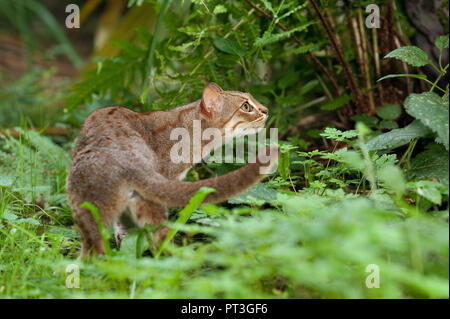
430, 64, 449, 93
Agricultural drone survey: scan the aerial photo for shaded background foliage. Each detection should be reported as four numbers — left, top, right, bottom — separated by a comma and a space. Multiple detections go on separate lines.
0, 0, 448, 298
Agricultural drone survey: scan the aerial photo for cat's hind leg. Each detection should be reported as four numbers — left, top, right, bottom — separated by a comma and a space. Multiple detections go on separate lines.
69, 188, 131, 258
127, 196, 170, 242
67, 160, 132, 258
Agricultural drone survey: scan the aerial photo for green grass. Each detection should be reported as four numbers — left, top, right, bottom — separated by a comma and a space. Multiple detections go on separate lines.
0, 127, 448, 299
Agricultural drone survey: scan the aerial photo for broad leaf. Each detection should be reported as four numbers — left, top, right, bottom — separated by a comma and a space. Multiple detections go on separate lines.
0, 175, 15, 187
404, 92, 449, 150
229, 183, 279, 206
378, 120, 399, 130
384, 46, 432, 67
409, 148, 449, 183
366, 120, 431, 151
435, 35, 449, 51
213, 37, 246, 57
320, 94, 351, 111
120, 230, 149, 258
278, 71, 300, 90
376, 104, 401, 120
408, 181, 443, 205
351, 114, 379, 127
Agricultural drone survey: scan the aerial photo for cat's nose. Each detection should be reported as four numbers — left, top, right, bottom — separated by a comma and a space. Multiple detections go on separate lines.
260, 106, 268, 115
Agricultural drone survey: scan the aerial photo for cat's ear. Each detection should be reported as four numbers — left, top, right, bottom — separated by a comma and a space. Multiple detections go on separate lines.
201, 82, 223, 118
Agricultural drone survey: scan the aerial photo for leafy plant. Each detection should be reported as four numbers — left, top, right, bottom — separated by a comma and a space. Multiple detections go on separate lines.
0, 0, 448, 300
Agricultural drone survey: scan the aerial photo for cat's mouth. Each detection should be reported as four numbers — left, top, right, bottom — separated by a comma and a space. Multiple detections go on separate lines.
252, 115, 267, 125
231, 115, 267, 132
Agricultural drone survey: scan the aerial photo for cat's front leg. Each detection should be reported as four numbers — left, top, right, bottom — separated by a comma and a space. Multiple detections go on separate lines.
113, 220, 129, 248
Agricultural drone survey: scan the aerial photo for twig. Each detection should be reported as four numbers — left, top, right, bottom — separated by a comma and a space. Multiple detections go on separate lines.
372, 27, 384, 105
315, 74, 333, 100
288, 173, 298, 195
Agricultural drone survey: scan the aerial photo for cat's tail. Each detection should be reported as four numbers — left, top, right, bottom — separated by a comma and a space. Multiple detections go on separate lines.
130, 146, 279, 208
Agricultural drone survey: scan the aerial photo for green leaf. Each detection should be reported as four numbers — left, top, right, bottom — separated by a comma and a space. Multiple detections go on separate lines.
278, 71, 300, 90
378, 165, 406, 196
377, 73, 428, 82
229, 183, 279, 206
255, 21, 315, 48
320, 94, 351, 111
404, 92, 449, 150
351, 114, 379, 127
215, 53, 240, 68
435, 35, 449, 51
378, 120, 399, 130
120, 230, 149, 258
384, 46, 432, 67
0, 175, 15, 187
320, 127, 358, 142
261, 0, 275, 14
213, 37, 246, 57
155, 187, 216, 258
340, 150, 365, 171
366, 120, 431, 151
213, 5, 227, 14
408, 181, 443, 205
376, 104, 402, 120
48, 226, 78, 239
278, 150, 291, 180
1, 210, 18, 221
292, 41, 325, 55
277, 94, 304, 107
409, 148, 449, 183
15, 218, 40, 226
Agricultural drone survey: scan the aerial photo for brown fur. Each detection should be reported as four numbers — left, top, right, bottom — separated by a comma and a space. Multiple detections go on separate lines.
66, 83, 278, 258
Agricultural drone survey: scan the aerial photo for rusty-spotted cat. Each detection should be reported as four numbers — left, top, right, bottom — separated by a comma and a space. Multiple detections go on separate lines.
66, 83, 278, 258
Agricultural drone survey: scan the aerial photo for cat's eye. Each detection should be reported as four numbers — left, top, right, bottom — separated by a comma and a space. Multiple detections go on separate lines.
241, 102, 253, 112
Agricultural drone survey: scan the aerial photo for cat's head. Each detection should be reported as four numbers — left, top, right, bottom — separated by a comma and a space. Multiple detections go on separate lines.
200, 83, 269, 134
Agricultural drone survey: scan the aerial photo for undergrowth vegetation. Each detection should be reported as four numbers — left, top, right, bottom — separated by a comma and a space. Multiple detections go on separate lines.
0, 0, 448, 298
